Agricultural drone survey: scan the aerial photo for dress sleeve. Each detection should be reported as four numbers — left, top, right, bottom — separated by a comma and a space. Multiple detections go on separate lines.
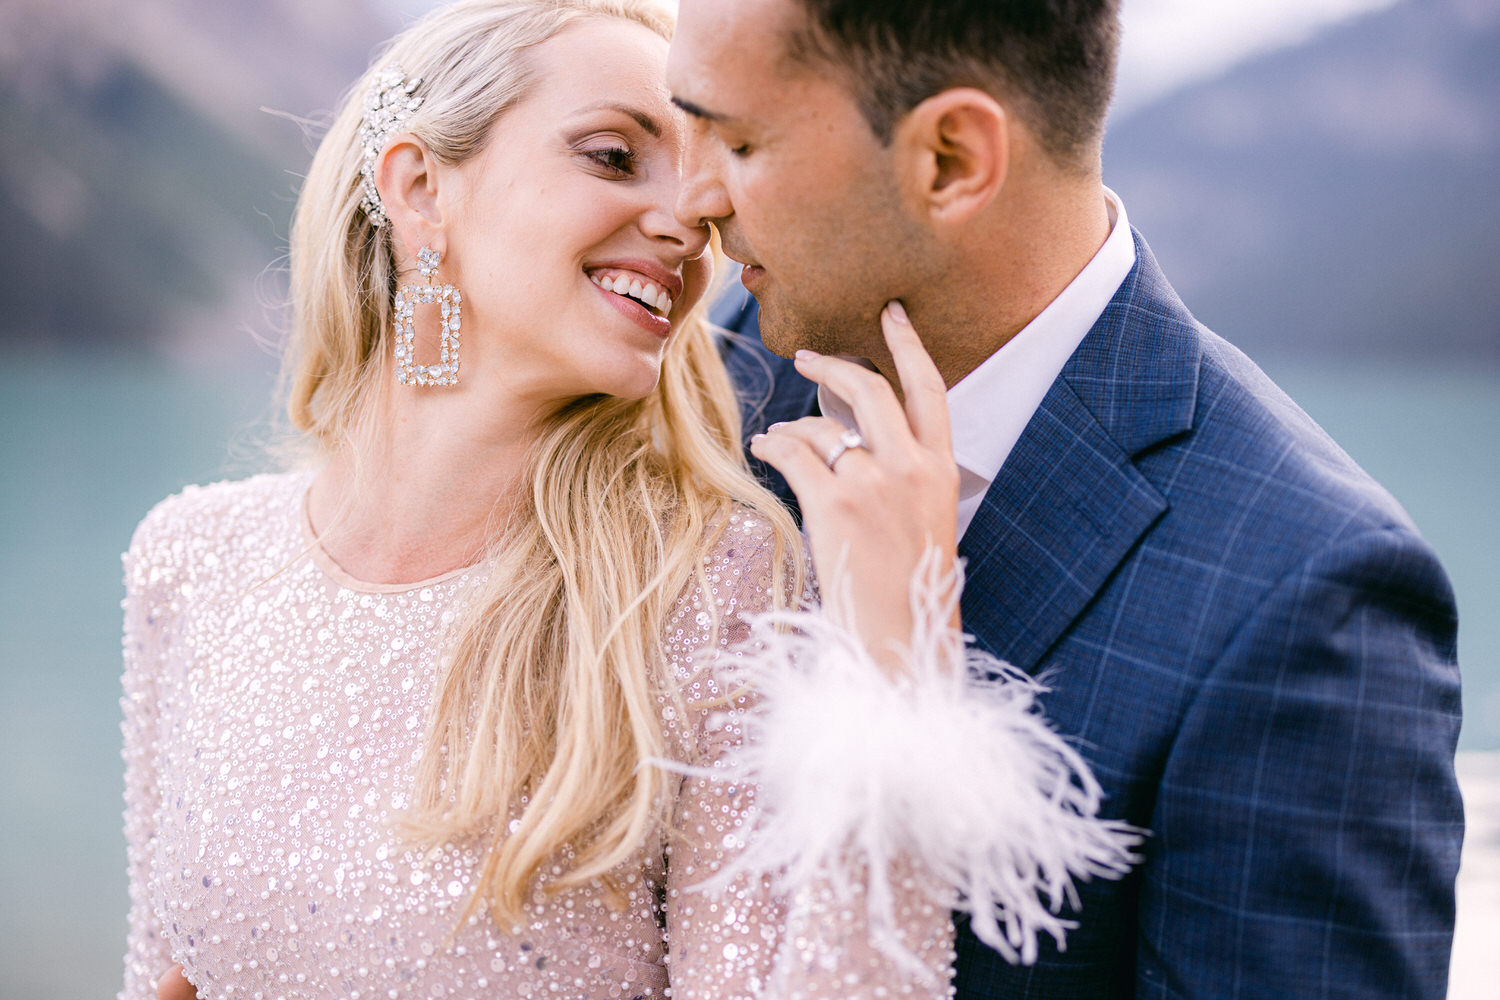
661, 523, 956, 999
664, 538, 1143, 994
118, 512, 177, 1000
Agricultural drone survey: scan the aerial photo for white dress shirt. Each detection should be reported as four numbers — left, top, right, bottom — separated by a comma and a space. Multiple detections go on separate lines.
819, 188, 1137, 540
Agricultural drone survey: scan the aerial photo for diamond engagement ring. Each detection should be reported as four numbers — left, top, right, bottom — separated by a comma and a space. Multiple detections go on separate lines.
824, 428, 866, 470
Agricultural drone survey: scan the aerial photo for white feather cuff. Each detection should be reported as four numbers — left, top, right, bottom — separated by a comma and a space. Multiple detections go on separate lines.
681, 552, 1142, 968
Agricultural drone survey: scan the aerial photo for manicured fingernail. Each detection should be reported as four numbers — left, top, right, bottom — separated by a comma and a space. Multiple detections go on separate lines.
794, 350, 820, 361
768, 421, 786, 431
750, 433, 766, 445
886, 300, 909, 323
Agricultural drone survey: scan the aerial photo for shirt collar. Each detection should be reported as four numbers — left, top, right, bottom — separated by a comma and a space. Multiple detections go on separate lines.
945, 187, 1135, 484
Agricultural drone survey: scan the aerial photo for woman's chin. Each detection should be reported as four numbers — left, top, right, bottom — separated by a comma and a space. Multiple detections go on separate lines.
604, 373, 663, 402
586, 359, 665, 402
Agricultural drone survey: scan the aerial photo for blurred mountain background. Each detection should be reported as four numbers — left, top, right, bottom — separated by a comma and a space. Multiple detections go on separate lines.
0, 1, 1495, 997
1108, 0, 1499, 361
0, 0, 392, 364
1, 0, 1495, 363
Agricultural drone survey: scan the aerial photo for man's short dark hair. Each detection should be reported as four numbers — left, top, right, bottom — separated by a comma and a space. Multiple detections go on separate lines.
787, 0, 1121, 167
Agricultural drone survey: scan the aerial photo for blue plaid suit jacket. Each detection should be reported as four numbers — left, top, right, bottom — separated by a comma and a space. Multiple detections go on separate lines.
713, 232, 1464, 999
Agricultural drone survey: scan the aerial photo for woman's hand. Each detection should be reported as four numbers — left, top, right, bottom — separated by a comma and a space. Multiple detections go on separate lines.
748, 301, 960, 674
157, 964, 197, 1000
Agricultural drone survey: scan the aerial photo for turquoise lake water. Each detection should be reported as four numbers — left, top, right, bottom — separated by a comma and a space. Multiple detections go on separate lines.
0, 349, 1495, 997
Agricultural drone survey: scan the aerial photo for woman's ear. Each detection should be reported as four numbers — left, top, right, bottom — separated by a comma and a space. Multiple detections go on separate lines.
374, 134, 446, 261
893, 88, 1008, 227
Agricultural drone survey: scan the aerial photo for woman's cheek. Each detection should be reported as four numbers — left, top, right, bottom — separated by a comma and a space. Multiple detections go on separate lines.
679, 250, 714, 317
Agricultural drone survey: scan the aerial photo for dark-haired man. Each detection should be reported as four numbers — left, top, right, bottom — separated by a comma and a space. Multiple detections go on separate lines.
669, 1, 1464, 996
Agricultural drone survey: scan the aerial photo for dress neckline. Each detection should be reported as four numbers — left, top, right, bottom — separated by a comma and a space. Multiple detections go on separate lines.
298, 478, 480, 595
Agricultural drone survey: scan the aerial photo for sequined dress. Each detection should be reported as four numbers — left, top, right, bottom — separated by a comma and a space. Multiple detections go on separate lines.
120, 473, 956, 1000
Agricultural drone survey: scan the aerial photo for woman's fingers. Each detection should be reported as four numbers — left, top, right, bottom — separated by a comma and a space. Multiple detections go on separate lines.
753, 409, 959, 669
749, 422, 841, 501
757, 303, 961, 667
157, 965, 197, 1000
881, 301, 953, 456
790, 352, 908, 453
764, 417, 869, 471
788, 301, 951, 457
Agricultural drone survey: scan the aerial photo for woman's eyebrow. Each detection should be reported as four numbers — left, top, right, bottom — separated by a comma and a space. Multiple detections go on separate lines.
570, 101, 661, 137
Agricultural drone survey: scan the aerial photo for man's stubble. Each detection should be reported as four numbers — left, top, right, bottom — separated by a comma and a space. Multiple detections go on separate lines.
753, 194, 937, 365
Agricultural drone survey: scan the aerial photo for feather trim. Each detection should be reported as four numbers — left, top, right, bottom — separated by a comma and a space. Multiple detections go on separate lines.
662, 550, 1143, 968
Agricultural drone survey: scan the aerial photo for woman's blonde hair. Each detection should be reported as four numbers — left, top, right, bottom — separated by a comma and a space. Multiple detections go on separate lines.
284, 0, 801, 926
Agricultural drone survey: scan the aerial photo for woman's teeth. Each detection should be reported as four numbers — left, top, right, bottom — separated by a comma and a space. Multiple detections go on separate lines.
589, 271, 674, 316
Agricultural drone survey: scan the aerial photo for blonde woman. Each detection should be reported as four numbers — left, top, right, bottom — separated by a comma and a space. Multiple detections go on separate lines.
123, 2, 1136, 998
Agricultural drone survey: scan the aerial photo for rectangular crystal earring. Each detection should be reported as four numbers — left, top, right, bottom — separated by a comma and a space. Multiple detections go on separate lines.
394, 247, 461, 387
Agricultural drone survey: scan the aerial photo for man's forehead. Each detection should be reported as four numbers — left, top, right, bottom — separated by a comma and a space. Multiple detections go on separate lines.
668, 0, 810, 114
674, 0, 800, 42
672, 0, 811, 74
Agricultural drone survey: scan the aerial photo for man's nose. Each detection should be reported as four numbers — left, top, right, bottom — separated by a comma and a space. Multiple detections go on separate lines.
674, 138, 733, 230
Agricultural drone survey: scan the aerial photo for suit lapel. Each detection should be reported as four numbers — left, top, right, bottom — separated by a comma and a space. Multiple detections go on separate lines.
959, 232, 1199, 671
958, 379, 1167, 669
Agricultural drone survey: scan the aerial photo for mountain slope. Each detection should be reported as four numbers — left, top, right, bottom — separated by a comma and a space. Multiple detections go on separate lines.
1105, 0, 1500, 361
0, 0, 399, 357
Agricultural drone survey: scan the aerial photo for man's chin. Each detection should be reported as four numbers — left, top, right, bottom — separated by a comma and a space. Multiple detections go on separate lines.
755, 298, 866, 360
754, 301, 800, 360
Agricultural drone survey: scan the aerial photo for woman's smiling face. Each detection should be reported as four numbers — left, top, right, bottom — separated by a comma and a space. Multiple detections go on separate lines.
434, 17, 712, 405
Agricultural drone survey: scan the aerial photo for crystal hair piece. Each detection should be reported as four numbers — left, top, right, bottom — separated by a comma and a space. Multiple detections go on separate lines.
357, 66, 424, 228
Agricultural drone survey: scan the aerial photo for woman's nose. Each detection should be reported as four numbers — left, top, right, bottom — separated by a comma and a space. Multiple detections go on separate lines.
643, 185, 711, 259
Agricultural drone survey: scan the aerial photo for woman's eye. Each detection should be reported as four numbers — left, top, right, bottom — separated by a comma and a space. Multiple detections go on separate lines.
586, 146, 637, 175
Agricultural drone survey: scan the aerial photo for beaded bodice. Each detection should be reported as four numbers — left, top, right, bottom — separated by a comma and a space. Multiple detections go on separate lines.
120, 473, 952, 1000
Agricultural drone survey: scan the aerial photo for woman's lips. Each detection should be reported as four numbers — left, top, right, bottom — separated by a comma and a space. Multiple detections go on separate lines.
592, 280, 671, 338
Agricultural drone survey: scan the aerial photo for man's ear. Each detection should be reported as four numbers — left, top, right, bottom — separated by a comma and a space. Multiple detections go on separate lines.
893, 88, 1008, 227
375, 134, 446, 262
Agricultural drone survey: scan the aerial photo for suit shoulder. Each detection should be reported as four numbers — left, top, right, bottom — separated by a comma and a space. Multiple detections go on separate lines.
1169, 327, 1420, 545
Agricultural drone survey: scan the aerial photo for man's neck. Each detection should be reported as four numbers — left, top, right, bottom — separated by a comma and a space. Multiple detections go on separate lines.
898, 176, 1113, 389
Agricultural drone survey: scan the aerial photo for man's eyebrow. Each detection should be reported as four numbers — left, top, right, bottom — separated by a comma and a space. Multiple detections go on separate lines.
572, 101, 662, 137
671, 95, 731, 124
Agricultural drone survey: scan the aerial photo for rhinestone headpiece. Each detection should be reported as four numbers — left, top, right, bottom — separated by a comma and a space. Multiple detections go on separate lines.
357, 66, 424, 228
